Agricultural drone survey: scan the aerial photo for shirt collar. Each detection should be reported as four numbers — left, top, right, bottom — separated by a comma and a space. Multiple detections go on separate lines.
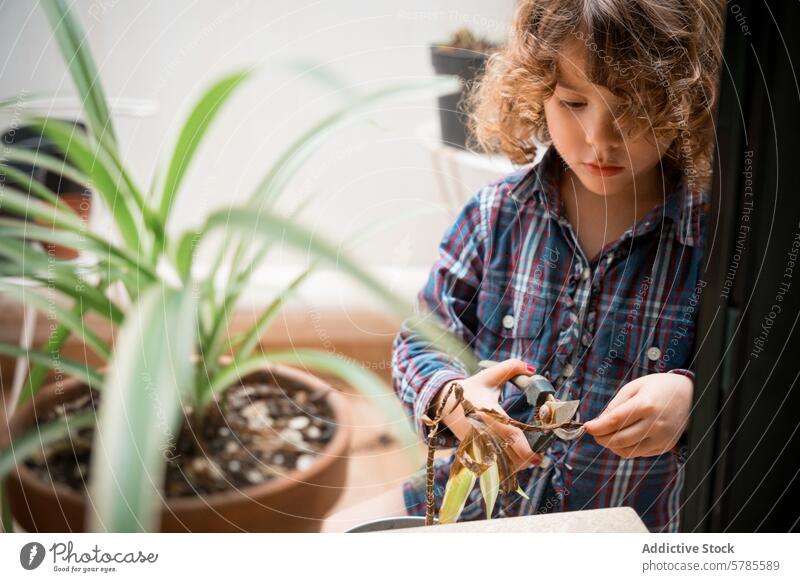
511, 146, 707, 248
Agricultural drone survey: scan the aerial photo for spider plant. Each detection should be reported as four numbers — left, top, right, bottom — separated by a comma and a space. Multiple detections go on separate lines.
0, 0, 474, 532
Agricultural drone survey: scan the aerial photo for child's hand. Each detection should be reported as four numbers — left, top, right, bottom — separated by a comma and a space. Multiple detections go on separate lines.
432, 358, 543, 473
583, 373, 693, 458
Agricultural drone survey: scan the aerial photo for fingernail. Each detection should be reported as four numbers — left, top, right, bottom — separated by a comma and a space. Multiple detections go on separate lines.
526, 364, 536, 373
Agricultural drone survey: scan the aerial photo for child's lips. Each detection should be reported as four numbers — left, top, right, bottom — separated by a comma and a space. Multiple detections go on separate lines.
583, 162, 624, 177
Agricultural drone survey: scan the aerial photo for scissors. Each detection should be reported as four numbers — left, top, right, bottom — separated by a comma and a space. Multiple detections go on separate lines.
477, 360, 585, 454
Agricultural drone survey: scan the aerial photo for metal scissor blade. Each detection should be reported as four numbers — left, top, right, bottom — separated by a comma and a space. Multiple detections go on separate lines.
550, 399, 580, 424
550, 399, 585, 441
553, 425, 585, 441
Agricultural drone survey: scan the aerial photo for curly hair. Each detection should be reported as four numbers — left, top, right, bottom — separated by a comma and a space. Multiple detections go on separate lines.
467, 0, 726, 191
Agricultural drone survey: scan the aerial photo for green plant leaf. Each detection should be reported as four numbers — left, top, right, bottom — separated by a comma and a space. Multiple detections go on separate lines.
0, 160, 74, 210
246, 78, 458, 212
4, 129, 154, 248
0, 219, 155, 279
0, 177, 85, 231
227, 267, 313, 361
31, 118, 143, 253
210, 205, 435, 371
203, 202, 436, 379
173, 229, 200, 281
86, 285, 196, 532
40, 0, 117, 148
22, 298, 94, 408
192, 197, 318, 368
0, 344, 104, 392
0, 238, 125, 325
208, 77, 456, 322
0, 281, 110, 361
439, 465, 477, 524
156, 70, 251, 226
0, 410, 97, 487
2, 146, 91, 198
206, 201, 437, 371
474, 442, 499, 519
191, 207, 479, 376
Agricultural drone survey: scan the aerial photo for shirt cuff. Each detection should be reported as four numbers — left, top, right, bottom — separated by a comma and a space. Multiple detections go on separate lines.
414, 368, 468, 449
671, 439, 689, 465
668, 368, 695, 382
666, 370, 692, 462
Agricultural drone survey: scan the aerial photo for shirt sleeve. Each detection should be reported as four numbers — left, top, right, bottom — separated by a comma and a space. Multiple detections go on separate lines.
391, 189, 488, 449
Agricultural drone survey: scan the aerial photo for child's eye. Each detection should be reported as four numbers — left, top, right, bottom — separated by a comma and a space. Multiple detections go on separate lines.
559, 99, 586, 110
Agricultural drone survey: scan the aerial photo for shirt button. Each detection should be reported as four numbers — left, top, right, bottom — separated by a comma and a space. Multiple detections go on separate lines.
581, 332, 592, 346
581, 267, 591, 281
646, 346, 662, 361
562, 363, 575, 378
502, 314, 515, 329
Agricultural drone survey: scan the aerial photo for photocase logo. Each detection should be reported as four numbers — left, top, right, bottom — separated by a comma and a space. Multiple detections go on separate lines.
20, 542, 46, 570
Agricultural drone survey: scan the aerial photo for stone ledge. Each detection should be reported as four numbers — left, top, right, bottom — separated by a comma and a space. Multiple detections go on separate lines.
395, 507, 649, 533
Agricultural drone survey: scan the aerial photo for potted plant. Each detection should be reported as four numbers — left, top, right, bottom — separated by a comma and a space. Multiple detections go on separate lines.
0, 0, 470, 533
430, 28, 499, 150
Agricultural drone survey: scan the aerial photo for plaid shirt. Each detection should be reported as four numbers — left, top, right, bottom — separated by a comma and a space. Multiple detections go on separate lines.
392, 146, 707, 532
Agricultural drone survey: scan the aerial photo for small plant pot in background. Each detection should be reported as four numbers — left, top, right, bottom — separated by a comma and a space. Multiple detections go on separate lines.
429, 29, 498, 150
429, 46, 488, 150
1, 121, 93, 259
4, 362, 352, 532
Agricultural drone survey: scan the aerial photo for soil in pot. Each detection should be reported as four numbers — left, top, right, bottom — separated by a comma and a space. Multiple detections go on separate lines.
22, 378, 337, 499
434, 27, 498, 55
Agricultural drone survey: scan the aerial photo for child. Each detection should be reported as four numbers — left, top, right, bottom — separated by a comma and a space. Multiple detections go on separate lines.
322, 0, 724, 533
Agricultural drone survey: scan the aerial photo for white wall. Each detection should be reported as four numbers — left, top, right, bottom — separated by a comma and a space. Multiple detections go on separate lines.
0, 0, 521, 308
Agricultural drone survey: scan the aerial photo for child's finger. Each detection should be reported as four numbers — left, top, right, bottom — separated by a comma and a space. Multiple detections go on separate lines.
584, 396, 647, 437
476, 358, 534, 387
594, 418, 648, 449
486, 417, 538, 471
604, 378, 642, 412
507, 430, 535, 468
613, 438, 658, 459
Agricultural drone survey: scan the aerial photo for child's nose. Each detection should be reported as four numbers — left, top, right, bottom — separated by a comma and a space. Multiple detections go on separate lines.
584, 110, 623, 151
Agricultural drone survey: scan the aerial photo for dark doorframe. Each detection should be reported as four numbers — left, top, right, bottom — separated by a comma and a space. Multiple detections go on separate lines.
681, 0, 800, 532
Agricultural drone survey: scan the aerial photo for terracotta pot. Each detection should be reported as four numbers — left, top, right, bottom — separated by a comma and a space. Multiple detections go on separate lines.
4, 363, 351, 532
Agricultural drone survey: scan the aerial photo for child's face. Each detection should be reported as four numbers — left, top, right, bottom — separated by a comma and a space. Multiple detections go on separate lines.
543, 40, 674, 197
